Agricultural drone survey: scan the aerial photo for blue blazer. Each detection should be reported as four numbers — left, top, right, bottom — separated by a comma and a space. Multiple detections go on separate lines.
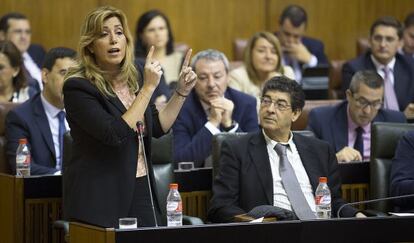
390, 130, 414, 212
307, 101, 406, 153
173, 87, 259, 167
27, 44, 46, 68
5, 93, 59, 175
341, 52, 414, 111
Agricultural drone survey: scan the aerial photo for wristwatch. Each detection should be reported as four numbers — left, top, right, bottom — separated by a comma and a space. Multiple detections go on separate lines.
222, 121, 238, 132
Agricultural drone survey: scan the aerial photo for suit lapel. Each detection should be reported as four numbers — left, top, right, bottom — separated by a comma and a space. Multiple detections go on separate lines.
293, 135, 319, 190
33, 97, 56, 159
248, 132, 273, 205
107, 95, 126, 114
332, 102, 348, 151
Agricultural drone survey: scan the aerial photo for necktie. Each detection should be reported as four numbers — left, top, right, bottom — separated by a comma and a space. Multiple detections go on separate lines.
274, 144, 316, 219
57, 111, 67, 170
354, 127, 364, 157
382, 67, 399, 110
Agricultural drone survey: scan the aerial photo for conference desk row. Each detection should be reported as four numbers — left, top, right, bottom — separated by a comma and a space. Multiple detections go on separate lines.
69, 216, 414, 243
0, 162, 369, 243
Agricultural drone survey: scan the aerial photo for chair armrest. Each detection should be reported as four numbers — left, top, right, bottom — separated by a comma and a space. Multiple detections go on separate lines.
183, 215, 204, 225
53, 220, 69, 234
362, 209, 388, 217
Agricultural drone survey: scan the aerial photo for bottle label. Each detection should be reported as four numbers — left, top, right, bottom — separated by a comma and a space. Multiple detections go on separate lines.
315, 195, 331, 205
16, 154, 30, 165
167, 201, 182, 212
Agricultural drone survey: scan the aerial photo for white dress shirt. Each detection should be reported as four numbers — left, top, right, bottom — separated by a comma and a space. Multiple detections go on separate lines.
371, 55, 396, 86
40, 94, 69, 170
263, 130, 316, 213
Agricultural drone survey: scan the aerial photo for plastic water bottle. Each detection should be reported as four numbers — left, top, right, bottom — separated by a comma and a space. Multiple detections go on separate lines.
315, 177, 331, 219
16, 138, 31, 176
166, 183, 182, 226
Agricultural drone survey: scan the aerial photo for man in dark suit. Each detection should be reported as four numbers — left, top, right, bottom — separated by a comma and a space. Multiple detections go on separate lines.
0, 12, 46, 92
342, 16, 414, 119
401, 12, 414, 60
208, 76, 363, 223
277, 5, 328, 82
390, 130, 414, 212
173, 49, 259, 167
6, 47, 76, 175
308, 70, 406, 162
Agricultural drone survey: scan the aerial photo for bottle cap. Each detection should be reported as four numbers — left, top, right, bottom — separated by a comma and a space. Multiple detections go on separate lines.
319, 177, 327, 183
169, 183, 178, 189
18, 138, 28, 144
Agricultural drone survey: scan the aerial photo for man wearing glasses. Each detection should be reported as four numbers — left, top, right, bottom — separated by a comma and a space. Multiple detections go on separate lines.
209, 76, 364, 223
308, 70, 405, 162
342, 16, 414, 119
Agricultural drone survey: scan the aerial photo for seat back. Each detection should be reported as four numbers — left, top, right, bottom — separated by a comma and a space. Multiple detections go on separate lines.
0, 102, 21, 174
328, 60, 346, 99
233, 38, 248, 61
291, 99, 341, 130
370, 122, 414, 212
356, 37, 370, 57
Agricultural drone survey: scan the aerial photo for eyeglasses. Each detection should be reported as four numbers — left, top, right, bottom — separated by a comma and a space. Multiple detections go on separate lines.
372, 35, 398, 44
260, 96, 291, 111
351, 93, 383, 110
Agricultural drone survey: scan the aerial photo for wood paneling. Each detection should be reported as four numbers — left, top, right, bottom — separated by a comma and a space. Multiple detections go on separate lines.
2, 0, 413, 60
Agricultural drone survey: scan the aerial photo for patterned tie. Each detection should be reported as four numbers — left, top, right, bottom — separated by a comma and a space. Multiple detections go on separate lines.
57, 111, 67, 170
382, 67, 399, 110
354, 127, 364, 157
274, 144, 316, 219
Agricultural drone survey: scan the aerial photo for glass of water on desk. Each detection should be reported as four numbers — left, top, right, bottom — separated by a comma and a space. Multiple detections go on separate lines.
119, 217, 137, 229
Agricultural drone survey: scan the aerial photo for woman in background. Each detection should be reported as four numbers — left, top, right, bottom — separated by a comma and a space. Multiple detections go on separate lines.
63, 6, 196, 228
135, 10, 184, 87
0, 41, 35, 102
229, 31, 295, 99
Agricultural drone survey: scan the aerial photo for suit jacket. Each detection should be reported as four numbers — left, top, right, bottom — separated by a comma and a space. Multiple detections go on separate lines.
27, 44, 46, 68
207, 131, 358, 223
5, 93, 59, 175
173, 87, 259, 167
62, 77, 165, 228
390, 130, 414, 212
307, 101, 406, 153
341, 51, 414, 111
301, 36, 329, 65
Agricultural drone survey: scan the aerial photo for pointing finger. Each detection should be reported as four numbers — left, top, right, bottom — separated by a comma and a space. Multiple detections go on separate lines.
182, 48, 192, 69
146, 46, 155, 65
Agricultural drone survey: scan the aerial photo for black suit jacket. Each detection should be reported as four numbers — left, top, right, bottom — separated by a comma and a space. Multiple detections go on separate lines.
342, 52, 414, 111
27, 44, 46, 68
62, 77, 165, 227
208, 131, 358, 223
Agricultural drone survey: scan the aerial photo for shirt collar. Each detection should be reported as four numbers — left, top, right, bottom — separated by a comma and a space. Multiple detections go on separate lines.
262, 129, 295, 151
40, 93, 65, 118
370, 54, 396, 71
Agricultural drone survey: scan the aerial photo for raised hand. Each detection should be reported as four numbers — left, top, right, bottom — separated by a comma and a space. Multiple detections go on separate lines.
176, 49, 197, 96
144, 46, 163, 91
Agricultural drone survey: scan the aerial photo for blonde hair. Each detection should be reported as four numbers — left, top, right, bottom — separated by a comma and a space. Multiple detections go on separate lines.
65, 6, 139, 97
244, 31, 284, 86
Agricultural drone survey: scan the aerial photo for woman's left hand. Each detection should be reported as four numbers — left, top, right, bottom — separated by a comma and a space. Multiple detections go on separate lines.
176, 49, 197, 96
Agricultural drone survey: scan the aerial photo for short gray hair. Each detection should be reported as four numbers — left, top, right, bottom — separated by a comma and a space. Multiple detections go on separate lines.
349, 70, 384, 93
190, 49, 230, 73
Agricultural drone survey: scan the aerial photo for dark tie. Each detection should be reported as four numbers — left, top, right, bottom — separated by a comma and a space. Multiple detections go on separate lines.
274, 144, 316, 219
354, 127, 364, 157
57, 111, 67, 170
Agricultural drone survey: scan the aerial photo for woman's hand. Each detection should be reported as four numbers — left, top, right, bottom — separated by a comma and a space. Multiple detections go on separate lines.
144, 46, 163, 91
176, 49, 197, 96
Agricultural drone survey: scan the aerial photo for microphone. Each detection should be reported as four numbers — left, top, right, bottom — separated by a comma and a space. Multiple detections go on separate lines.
337, 193, 414, 218
137, 121, 158, 227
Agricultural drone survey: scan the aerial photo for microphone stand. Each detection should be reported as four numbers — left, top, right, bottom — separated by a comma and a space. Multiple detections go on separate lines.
137, 121, 158, 227
337, 193, 414, 218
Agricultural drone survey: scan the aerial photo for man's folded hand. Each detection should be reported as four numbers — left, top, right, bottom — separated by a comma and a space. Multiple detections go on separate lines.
246, 205, 296, 220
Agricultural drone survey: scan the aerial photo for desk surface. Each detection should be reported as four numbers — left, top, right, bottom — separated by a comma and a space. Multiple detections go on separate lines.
71, 216, 414, 243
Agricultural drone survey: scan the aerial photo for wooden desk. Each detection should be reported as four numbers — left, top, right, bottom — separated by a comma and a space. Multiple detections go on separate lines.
0, 173, 64, 243
69, 216, 414, 243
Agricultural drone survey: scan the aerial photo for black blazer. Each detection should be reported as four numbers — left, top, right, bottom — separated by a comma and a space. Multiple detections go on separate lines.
208, 131, 358, 223
62, 77, 165, 227
342, 52, 414, 111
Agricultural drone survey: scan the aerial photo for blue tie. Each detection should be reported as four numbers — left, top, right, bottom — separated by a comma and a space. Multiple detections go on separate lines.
57, 111, 66, 170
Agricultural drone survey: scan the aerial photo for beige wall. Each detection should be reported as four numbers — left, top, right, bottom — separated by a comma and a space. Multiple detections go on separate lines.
1, 0, 413, 61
